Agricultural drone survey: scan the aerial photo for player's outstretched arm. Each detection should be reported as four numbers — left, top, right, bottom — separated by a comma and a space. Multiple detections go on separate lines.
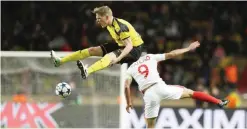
165, 41, 200, 60
124, 75, 133, 113
117, 38, 133, 62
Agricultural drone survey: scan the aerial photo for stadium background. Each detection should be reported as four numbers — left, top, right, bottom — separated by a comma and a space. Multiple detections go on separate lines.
1, 1, 247, 128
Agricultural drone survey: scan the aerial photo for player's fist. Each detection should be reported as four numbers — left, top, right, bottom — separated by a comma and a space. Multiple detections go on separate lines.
110, 58, 120, 66
126, 104, 133, 113
188, 41, 200, 51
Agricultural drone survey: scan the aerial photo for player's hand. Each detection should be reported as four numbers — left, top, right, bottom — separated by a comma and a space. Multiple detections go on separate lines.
110, 58, 120, 66
126, 104, 133, 113
188, 41, 200, 51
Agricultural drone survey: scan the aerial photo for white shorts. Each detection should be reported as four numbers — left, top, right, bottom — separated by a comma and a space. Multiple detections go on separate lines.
143, 81, 184, 118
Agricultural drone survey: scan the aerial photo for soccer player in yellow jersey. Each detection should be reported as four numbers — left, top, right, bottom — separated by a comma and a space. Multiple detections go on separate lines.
51, 6, 144, 79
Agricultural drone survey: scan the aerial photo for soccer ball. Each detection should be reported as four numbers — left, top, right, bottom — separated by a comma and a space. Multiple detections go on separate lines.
55, 82, 71, 98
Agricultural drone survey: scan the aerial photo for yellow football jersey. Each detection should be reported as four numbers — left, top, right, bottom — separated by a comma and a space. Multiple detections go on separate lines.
107, 18, 143, 47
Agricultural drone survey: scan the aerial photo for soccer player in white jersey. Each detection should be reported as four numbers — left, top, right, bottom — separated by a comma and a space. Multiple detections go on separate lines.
124, 41, 229, 128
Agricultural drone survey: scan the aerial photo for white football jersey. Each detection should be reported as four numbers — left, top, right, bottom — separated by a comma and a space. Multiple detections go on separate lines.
126, 54, 166, 91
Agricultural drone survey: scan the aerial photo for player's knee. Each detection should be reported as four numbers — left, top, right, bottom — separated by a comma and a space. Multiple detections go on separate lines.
113, 49, 122, 58
188, 89, 194, 97
88, 46, 102, 56
105, 52, 117, 60
185, 89, 194, 97
181, 88, 194, 98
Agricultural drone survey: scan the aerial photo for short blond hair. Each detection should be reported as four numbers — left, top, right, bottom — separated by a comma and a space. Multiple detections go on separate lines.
92, 6, 113, 16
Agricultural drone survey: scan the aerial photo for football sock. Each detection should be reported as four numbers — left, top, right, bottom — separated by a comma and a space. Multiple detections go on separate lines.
61, 49, 90, 64
192, 91, 221, 104
87, 54, 111, 75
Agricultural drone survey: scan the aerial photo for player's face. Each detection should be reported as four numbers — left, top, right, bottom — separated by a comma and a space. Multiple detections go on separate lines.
96, 14, 108, 28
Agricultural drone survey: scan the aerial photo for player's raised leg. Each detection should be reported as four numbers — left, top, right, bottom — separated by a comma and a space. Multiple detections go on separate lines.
180, 88, 229, 108
77, 52, 117, 79
51, 46, 103, 67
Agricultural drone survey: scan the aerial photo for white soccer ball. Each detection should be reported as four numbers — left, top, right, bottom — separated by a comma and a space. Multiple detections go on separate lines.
55, 82, 71, 98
